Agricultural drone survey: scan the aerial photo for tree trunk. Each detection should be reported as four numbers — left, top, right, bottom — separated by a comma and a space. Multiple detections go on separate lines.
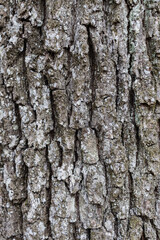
0, 0, 160, 239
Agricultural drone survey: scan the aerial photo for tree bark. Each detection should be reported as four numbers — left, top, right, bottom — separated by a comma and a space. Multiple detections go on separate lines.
0, 0, 160, 239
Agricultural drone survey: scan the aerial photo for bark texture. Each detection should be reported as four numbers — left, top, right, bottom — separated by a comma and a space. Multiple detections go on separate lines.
0, 0, 160, 239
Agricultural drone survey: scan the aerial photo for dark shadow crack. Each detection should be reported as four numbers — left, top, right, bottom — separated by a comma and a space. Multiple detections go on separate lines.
115, 56, 120, 112
49, 89, 56, 137
14, 101, 22, 139
127, 171, 134, 231
87, 228, 91, 240
57, 141, 63, 167
128, 75, 140, 167
135, 124, 140, 167
110, 202, 119, 239
19, 138, 29, 239
114, 216, 119, 239
40, 0, 47, 38
75, 192, 80, 222
121, 123, 124, 146
72, 222, 77, 240
64, 47, 72, 127
86, 25, 97, 128
129, 87, 135, 118
141, 223, 146, 240
158, 119, 160, 151
73, 129, 79, 170
45, 145, 53, 239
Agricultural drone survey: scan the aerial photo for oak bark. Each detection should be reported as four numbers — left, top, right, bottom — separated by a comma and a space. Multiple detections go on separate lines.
0, 0, 160, 239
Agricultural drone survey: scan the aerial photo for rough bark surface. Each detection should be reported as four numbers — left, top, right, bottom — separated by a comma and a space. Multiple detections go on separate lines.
0, 0, 160, 239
